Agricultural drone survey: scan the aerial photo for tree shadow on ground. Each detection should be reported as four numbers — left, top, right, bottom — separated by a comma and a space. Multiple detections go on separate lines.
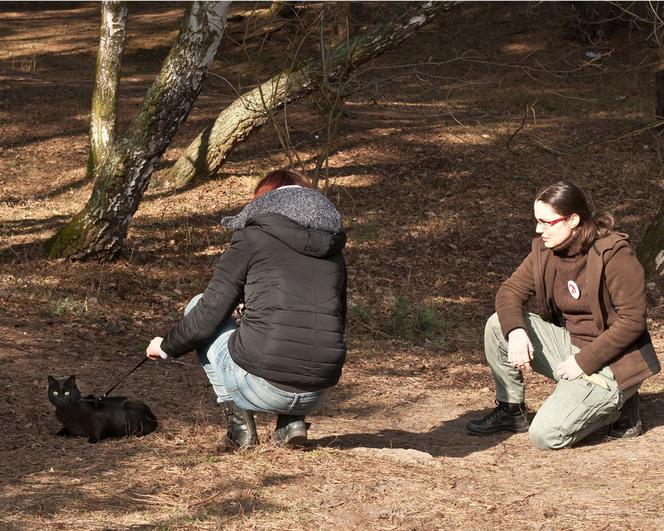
312, 391, 664, 458
310, 407, 520, 458
0, 449, 294, 526
0, 217, 69, 263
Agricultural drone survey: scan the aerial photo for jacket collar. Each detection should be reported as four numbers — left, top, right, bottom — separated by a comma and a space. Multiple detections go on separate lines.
532, 232, 630, 331
247, 213, 346, 257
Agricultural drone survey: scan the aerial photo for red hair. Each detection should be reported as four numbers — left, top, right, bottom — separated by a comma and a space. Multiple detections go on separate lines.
253, 170, 311, 198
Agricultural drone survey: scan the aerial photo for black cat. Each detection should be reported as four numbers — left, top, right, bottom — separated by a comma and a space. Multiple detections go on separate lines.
47, 375, 158, 443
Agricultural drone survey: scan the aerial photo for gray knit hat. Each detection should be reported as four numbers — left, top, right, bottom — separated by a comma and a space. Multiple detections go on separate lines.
221, 186, 342, 233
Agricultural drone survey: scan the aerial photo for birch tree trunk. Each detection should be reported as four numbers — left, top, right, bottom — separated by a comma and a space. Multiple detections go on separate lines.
87, 0, 127, 179
168, 1, 451, 188
47, 1, 230, 261
637, 203, 664, 278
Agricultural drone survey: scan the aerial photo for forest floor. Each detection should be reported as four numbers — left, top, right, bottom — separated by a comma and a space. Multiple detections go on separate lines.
1, 3, 664, 530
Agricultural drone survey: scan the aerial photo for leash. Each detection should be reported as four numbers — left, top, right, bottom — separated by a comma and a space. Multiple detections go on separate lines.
101, 357, 149, 398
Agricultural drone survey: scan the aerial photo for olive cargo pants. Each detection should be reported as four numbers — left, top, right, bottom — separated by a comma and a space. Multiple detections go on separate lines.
485, 312, 638, 449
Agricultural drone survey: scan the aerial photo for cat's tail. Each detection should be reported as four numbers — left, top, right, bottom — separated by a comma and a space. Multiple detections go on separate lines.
125, 400, 159, 436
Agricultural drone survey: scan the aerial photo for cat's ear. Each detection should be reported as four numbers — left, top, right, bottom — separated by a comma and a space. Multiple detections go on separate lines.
67, 375, 76, 384
48, 375, 56, 384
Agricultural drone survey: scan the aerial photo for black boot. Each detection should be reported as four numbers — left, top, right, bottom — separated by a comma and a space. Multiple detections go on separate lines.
466, 400, 530, 435
608, 392, 643, 439
221, 400, 259, 447
273, 414, 308, 446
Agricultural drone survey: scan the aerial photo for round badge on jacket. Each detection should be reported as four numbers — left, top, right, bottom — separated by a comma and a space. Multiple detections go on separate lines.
567, 280, 580, 299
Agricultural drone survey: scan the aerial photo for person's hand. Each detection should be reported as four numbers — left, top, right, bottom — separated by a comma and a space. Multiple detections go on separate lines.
146, 337, 168, 360
556, 357, 584, 380
507, 328, 534, 371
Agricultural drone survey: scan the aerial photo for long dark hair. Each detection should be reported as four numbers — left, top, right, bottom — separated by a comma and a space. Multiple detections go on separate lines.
536, 181, 614, 252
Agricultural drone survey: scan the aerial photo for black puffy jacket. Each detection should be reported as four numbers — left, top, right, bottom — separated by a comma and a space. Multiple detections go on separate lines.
161, 213, 347, 389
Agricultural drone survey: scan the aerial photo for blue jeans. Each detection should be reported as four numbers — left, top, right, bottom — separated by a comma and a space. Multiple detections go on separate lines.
185, 295, 326, 415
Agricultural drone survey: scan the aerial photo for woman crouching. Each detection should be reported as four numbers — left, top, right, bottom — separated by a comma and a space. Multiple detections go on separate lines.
147, 170, 347, 447
467, 181, 659, 449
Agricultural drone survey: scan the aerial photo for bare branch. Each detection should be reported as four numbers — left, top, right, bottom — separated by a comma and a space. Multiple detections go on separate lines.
168, 1, 453, 188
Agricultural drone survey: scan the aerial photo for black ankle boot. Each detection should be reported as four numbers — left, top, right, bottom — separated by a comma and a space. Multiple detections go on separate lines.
221, 401, 259, 447
608, 392, 642, 439
273, 414, 308, 446
466, 400, 530, 435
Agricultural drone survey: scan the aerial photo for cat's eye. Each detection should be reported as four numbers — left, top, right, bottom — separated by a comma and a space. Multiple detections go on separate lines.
52, 391, 59, 395
64, 392, 70, 396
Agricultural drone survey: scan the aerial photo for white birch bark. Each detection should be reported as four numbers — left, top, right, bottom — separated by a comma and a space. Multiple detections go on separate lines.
47, 1, 230, 261
88, 0, 127, 177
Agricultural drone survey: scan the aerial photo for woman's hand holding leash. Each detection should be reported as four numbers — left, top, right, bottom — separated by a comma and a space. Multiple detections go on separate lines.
507, 328, 534, 371
146, 337, 168, 360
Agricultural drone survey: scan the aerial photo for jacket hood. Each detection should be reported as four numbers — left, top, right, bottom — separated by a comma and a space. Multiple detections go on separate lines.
590, 231, 630, 254
248, 213, 346, 257
221, 186, 342, 233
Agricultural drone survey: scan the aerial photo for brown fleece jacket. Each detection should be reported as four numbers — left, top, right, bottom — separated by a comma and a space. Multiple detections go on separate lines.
495, 232, 660, 390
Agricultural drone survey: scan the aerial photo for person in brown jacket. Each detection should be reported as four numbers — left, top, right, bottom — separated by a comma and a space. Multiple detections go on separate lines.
466, 181, 660, 449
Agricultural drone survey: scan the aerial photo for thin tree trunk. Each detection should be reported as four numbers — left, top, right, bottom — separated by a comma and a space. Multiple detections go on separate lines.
168, 1, 451, 188
637, 202, 664, 278
46, 1, 230, 261
656, 68, 664, 121
330, 2, 367, 42
87, 0, 127, 179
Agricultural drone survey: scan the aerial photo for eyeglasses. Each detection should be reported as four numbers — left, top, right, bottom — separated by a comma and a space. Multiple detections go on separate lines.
536, 216, 568, 229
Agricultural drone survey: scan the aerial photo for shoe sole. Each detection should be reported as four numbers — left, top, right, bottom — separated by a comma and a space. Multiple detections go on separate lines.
466, 425, 530, 436
276, 428, 308, 447
607, 423, 643, 439
284, 434, 307, 446
227, 437, 259, 448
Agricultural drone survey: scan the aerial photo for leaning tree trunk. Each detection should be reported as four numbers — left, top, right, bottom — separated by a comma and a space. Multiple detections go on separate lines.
87, 0, 127, 180
46, 1, 230, 261
168, 1, 452, 188
268, 1, 297, 19
637, 202, 664, 278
